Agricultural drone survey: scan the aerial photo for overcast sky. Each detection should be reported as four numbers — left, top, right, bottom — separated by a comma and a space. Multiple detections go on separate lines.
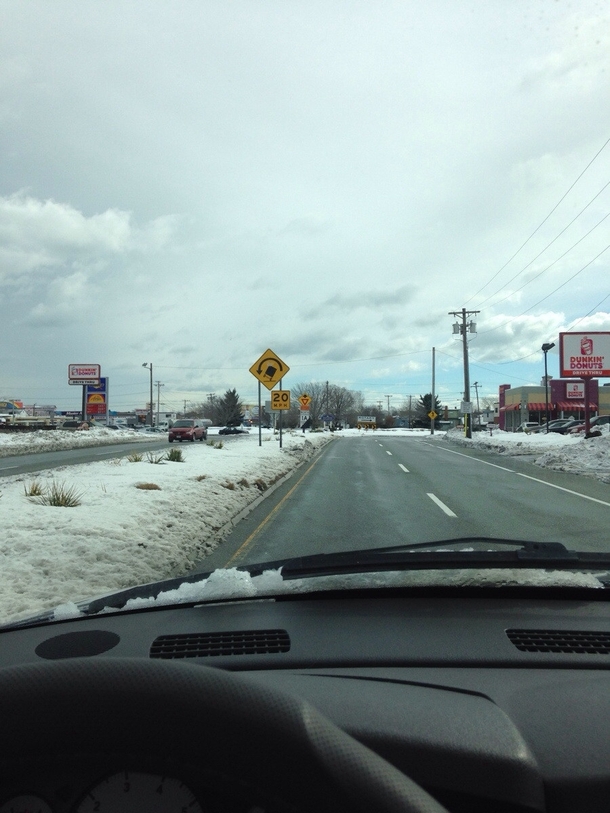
1, 1, 610, 413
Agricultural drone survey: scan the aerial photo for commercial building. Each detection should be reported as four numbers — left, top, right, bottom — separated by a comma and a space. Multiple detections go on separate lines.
499, 381, 610, 431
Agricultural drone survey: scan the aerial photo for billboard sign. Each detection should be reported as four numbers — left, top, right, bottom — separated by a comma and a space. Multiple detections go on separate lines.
68, 364, 101, 385
559, 333, 610, 378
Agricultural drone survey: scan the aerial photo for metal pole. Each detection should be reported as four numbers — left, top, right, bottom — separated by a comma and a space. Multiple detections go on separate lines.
583, 377, 591, 435
149, 364, 153, 427
279, 378, 283, 449
258, 381, 262, 447
461, 309, 471, 438
431, 346, 435, 436
544, 353, 549, 432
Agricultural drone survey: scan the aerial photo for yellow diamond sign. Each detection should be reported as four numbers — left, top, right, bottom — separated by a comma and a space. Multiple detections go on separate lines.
249, 348, 290, 390
428, 410, 438, 420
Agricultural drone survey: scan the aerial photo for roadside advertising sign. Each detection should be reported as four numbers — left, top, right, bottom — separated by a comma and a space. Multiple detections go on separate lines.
68, 364, 101, 385
559, 332, 610, 378
85, 378, 108, 416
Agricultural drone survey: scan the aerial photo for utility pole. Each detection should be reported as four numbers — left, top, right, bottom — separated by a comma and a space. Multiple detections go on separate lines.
472, 381, 480, 427
385, 394, 391, 414
183, 399, 188, 416
431, 347, 435, 436
449, 308, 479, 439
408, 395, 412, 428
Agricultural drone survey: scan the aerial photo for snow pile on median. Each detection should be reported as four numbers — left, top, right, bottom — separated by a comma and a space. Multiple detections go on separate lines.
0, 431, 331, 625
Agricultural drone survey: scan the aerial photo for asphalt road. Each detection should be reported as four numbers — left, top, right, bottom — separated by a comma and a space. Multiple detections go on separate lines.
199, 435, 610, 570
0, 438, 170, 477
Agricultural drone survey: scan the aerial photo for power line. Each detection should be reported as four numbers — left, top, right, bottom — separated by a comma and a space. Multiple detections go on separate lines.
478, 242, 610, 336
464, 135, 610, 305
478, 211, 610, 311
476, 191, 610, 308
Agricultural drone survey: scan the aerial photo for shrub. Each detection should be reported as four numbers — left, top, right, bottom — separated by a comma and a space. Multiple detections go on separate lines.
238, 478, 250, 488
31, 481, 83, 507
254, 478, 267, 491
127, 452, 144, 462
222, 481, 236, 490
195, 474, 207, 481
135, 482, 161, 490
23, 479, 44, 497
166, 448, 185, 462
214, 441, 224, 449
146, 451, 166, 464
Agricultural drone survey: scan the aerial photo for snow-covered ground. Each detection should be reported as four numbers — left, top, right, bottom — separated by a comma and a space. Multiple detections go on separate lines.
440, 425, 610, 482
0, 424, 609, 626
0, 427, 332, 625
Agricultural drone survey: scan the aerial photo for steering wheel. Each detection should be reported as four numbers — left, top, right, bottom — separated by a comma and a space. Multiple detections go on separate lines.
0, 658, 449, 813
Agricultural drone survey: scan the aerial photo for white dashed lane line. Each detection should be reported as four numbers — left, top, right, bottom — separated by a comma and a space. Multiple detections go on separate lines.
427, 493, 458, 517
398, 464, 409, 473
386, 450, 392, 456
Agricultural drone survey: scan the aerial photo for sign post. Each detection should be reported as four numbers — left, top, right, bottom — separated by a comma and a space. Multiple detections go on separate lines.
68, 364, 101, 423
250, 348, 290, 447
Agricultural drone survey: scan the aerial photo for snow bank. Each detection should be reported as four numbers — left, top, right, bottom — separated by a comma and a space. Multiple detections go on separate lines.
0, 431, 331, 625
442, 427, 610, 482
0, 426, 154, 458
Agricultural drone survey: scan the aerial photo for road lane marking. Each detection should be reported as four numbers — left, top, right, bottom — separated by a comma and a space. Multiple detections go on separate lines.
431, 443, 610, 508
431, 445, 516, 472
224, 447, 328, 567
0, 466, 18, 470
427, 493, 457, 517
516, 473, 610, 508
398, 464, 409, 473
386, 450, 392, 456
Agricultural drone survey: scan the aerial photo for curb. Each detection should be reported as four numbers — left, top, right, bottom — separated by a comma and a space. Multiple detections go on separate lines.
212, 437, 333, 543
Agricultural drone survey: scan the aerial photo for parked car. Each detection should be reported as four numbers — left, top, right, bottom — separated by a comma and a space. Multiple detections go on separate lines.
530, 419, 572, 434
219, 426, 249, 435
569, 415, 610, 434
515, 421, 540, 433
548, 419, 585, 434
168, 419, 207, 442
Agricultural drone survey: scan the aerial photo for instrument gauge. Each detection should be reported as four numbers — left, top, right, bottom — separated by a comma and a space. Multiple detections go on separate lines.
0, 795, 53, 813
76, 772, 204, 812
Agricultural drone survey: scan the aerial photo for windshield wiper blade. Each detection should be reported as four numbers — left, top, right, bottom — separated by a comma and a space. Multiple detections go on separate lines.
241, 539, 610, 579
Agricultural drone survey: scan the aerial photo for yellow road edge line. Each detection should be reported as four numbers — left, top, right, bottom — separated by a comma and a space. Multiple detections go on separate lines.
224, 446, 329, 567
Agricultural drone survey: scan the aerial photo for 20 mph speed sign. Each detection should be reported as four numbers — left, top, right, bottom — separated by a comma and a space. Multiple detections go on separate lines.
271, 391, 291, 410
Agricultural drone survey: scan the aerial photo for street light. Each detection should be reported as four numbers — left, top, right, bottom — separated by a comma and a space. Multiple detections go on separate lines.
142, 363, 153, 427
541, 343, 555, 433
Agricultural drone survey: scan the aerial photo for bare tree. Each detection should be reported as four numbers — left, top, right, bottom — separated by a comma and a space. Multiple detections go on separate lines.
291, 381, 327, 426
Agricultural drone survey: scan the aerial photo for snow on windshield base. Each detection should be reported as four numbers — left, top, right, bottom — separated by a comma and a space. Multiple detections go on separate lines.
52, 565, 605, 622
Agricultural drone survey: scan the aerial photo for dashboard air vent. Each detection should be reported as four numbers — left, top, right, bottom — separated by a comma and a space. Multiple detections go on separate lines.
150, 629, 290, 659
507, 628, 610, 654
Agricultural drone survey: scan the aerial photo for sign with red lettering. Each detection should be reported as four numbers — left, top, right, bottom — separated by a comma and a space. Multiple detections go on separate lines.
559, 332, 610, 378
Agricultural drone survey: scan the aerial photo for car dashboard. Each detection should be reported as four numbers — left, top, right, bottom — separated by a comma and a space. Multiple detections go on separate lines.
0, 587, 609, 812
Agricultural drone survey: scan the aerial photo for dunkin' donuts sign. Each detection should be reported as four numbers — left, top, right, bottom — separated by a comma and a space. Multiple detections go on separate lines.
559, 332, 610, 377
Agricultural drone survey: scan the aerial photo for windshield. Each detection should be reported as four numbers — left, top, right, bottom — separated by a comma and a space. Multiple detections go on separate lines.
1, 1, 610, 626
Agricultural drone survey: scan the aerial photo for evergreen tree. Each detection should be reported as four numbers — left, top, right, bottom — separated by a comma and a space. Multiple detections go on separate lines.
414, 393, 442, 428
218, 389, 244, 426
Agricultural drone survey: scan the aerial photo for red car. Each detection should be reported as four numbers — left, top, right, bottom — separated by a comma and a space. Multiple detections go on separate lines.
168, 419, 207, 442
